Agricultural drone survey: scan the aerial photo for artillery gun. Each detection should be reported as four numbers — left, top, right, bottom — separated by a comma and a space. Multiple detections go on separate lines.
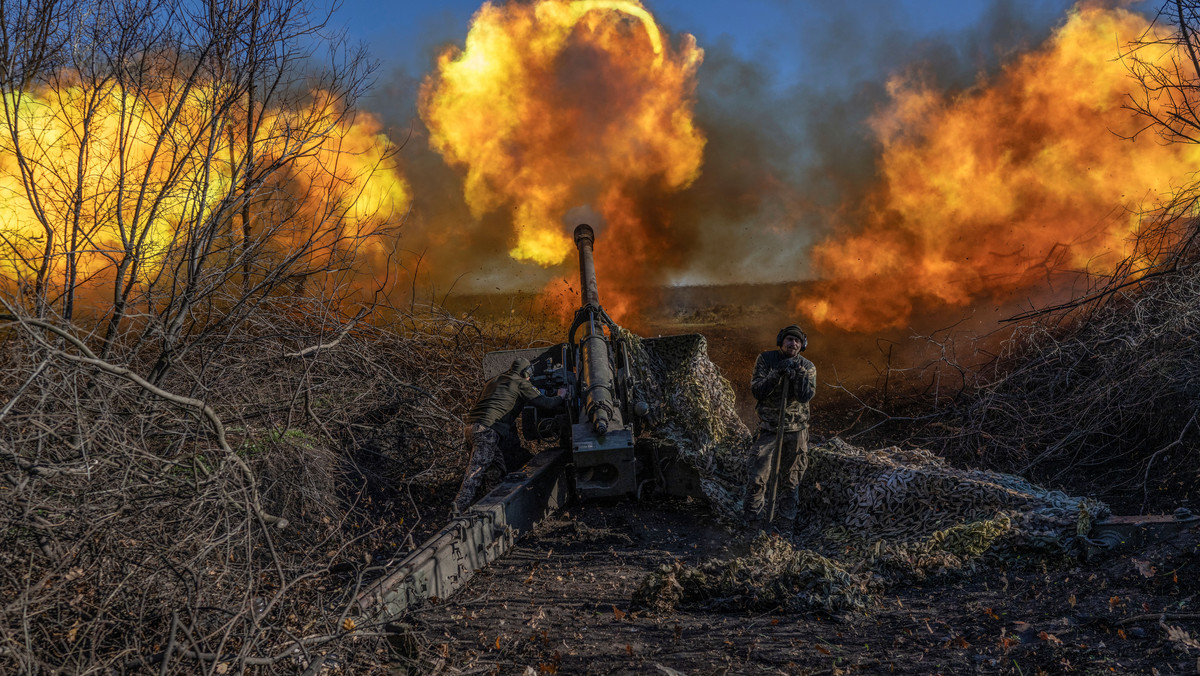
354, 224, 708, 621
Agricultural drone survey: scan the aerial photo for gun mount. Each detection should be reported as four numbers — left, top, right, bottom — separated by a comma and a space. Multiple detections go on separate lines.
479, 224, 694, 500
567, 224, 639, 497
354, 224, 704, 621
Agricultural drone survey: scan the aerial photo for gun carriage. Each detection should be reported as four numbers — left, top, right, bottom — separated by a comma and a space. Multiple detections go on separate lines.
354, 224, 704, 621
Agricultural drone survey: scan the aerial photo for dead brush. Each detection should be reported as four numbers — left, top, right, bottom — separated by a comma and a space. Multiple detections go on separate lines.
838, 212, 1200, 513
0, 295, 560, 674
923, 230, 1200, 510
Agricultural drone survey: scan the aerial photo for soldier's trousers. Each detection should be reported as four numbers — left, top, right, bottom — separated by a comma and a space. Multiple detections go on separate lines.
453, 424, 504, 513
743, 426, 809, 525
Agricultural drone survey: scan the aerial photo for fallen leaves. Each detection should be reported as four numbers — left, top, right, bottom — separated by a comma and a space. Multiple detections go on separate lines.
528, 607, 547, 628
1131, 558, 1156, 578
1163, 623, 1200, 651
1038, 631, 1063, 645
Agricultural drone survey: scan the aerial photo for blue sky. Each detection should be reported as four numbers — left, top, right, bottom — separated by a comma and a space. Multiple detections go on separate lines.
334, 0, 1076, 90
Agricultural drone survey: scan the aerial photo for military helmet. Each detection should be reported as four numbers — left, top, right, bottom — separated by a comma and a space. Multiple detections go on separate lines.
776, 324, 808, 351
510, 356, 533, 377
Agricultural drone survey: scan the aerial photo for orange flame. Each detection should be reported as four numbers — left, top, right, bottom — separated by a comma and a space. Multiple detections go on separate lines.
796, 5, 1199, 332
420, 0, 704, 317
0, 79, 409, 298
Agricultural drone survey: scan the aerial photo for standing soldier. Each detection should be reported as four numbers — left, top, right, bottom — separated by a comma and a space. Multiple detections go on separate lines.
744, 324, 817, 532
453, 357, 565, 513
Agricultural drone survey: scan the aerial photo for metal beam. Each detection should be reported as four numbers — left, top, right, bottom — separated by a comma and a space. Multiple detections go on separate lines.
353, 448, 574, 622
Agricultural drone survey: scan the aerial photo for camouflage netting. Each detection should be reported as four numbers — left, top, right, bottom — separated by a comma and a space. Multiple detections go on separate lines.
620, 331, 752, 517
799, 438, 1109, 555
621, 332, 1112, 610
632, 534, 879, 614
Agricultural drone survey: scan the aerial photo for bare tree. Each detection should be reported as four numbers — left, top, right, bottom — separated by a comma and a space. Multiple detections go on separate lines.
0, 1, 442, 673
0, 0, 395, 386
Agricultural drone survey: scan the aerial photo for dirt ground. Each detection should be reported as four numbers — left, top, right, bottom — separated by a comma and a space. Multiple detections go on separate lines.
400, 496, 1199, 675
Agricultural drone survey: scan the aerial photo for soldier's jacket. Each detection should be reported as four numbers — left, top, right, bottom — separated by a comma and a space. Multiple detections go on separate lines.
466, 370, 564, 438
751, 350, 816, 432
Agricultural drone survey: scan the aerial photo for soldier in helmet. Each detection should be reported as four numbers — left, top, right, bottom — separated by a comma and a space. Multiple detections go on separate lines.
744, 324, 817, 532
453, 357, 566, 513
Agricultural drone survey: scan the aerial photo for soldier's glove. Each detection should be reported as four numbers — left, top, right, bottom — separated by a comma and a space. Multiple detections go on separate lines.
785, 358, 805, 378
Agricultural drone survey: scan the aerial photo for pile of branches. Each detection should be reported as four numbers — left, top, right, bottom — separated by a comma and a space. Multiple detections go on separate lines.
830, 2, 1200, 511
912, 218, 1200, 510
0, 296, 555, 673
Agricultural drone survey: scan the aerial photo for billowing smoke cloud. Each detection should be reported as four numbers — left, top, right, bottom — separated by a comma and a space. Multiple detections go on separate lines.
660, 0, 1080, 287
364, 0, 1172, 335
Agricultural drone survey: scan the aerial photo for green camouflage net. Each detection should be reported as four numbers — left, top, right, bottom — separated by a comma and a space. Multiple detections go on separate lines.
622, 333, 1112, 609
799, 438, 1108, 549
620, 330, 752, 517
633, 533, 879, 614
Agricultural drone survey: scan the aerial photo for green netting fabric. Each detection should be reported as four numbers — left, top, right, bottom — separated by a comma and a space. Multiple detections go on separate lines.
633, 534, 878, 613
799, 438, 1109, 552
620, 330, 752, 517
622, 332, 1111, 606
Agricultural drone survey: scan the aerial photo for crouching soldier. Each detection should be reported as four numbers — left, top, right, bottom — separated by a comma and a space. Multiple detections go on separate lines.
744, 324, 817, 532
453, 357, 566, 513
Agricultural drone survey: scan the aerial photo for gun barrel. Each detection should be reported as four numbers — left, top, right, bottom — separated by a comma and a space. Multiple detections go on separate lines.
572, 224, 621, 435
574, 224, 600, 307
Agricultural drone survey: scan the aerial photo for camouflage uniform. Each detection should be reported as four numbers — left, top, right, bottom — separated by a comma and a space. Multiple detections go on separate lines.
744, 348, 817, 528
453, 360, 564, 512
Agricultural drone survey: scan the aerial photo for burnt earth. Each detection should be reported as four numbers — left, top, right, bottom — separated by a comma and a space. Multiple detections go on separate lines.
403, 499, 1200, 675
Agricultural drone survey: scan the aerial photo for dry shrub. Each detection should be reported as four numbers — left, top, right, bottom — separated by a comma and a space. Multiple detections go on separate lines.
891, 8, 1200, 510
824, 205, 1200, 512
0, 296, 558, 673
918, 231, 1200, 510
